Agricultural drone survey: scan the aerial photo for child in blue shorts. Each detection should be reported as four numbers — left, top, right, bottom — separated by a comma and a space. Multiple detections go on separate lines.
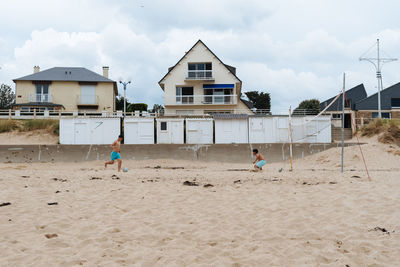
253, 149, 266, 171
105, 135, 123, 172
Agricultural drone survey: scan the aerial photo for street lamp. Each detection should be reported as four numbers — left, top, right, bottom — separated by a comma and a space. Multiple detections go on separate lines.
119, 80, 131, 116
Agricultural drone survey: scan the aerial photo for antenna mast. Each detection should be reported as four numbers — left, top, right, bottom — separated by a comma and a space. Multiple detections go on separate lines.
359, 39, 397, 118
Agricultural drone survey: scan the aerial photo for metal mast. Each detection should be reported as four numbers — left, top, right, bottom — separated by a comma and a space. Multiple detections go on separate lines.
359, 39, 397, 118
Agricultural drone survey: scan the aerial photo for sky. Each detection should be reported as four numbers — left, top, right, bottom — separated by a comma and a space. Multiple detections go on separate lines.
1, 0, 400, 113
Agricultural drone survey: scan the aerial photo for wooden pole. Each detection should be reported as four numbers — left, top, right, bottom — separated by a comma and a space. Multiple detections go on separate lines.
288, 107, 294, 171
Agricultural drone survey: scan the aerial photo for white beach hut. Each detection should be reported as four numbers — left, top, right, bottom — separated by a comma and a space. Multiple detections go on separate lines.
60, 118, 120, 145
156, 118, 184, 144
214, 114, 249, 144
124, 118, 155, 144
185, 118, 213, 144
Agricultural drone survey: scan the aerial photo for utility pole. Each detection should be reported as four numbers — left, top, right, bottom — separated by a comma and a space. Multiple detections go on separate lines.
119, 80, 131, 117
360, 39, 397, 118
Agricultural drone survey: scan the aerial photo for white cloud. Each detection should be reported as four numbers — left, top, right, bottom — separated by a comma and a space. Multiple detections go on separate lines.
1, 0, 400, 112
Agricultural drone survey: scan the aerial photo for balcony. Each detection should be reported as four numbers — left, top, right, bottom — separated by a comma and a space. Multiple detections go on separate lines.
29, 94, 53, 103
165, 94, 237, 106
185, 70, 214, 81
76, 95, 99, 109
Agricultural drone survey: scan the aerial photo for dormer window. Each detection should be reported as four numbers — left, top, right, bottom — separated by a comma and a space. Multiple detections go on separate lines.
186, 63, 213, 80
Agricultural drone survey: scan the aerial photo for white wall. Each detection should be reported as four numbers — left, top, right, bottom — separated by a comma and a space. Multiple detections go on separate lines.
124, 118, 154, 144
215, 119, 248, 144
186, 118, 213, 144
249, 116, 331, 144
60, 118, 120, 144
156, 118, 184, 144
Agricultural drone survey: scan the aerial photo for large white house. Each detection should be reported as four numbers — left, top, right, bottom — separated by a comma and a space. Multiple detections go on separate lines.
158, 40, 253, 115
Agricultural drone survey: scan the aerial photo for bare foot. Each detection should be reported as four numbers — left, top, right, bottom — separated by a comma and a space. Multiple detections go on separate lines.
104, 163, 107, 168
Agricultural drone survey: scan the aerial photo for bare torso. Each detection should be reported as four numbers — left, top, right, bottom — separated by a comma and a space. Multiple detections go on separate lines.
111, 140, 121, 152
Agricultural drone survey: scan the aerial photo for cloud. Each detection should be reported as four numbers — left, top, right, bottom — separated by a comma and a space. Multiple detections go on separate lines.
1, 0, 400, 112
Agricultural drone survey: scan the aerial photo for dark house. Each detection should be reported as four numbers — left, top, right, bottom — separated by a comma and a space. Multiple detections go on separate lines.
320, 84, 367, 128
355, 82, 400, 119
320, 84, 367, 112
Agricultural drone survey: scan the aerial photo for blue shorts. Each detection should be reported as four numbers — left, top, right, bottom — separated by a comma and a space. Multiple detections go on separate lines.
256, 160, 266, 168
111, 151, 121, 161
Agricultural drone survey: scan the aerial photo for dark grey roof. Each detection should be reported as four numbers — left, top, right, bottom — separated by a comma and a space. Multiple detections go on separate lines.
13, 102, 64, 107
320, 84, 367, 111
224, 64, 236, 75
14, 67, 115, 83
213, 114, 249, 119
355, 82, 400, 110
240, 98, 253, 109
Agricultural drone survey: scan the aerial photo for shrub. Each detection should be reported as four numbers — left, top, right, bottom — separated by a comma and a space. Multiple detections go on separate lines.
22, 119, 59, 135
0, 120, 18, 133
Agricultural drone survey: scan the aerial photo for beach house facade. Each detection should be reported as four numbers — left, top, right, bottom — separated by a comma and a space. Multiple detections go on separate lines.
13, 66, 118, 112
158, 40, 253, 115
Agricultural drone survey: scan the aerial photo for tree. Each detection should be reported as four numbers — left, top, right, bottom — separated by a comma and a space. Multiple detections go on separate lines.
115, 95, 131, 111
244, 91, 271, 111
151, 104, 164, 115
0, 84, 15, 109
293, 99, 320, 115
128, 103, 148, 112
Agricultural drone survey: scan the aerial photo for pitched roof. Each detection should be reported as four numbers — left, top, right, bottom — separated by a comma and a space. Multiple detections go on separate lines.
158, 40, 242, 86
14, 67, 115, 83
355, 82, 400, 110
240, 98, 254, 109
320, 84, 367, 111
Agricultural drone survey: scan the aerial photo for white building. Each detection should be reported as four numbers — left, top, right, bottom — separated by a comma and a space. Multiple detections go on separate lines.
60, 118, 120, 145
124, 118, 155, 144
156, 118, 184, 144
185, 118, 213, 144
214, 114, 249, 144
158, 40, 253, 116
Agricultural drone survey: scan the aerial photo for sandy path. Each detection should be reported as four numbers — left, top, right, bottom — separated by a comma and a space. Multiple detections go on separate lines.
0, 140, 399, 266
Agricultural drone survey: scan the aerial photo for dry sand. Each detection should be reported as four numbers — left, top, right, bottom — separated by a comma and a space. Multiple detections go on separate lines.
0, 138, 399, 266
0, 130, 58, 145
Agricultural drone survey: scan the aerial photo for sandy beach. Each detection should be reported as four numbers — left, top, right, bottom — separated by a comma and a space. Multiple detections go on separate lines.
1, 138, 399, 266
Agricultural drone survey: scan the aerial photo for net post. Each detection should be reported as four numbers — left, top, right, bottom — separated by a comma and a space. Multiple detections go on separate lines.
288, 107, 293, 171
341, 73, 345, 173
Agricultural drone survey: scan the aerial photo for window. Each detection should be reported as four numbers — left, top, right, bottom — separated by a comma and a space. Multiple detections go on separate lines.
372, 112, 390, 119
391, 98, 400, 108
80, 85, 96, 104
176, 87, 194, 104
160, 121, 167, 131
332, 114, 341, 119
188, 63, 212, 79
35, 84, 49, 102
204, 88, 233, 104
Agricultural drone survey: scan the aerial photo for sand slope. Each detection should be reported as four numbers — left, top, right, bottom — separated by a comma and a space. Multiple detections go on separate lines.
0, 130, 58, 145
0, 138, 399, 266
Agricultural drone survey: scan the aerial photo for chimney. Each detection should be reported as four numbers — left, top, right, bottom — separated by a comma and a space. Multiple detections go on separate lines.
33, 66, 40, 73
102, 66, 109, 78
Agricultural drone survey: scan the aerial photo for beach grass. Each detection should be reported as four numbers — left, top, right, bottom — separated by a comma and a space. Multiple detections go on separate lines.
0, 120, 18, 133
22, 119, 59, 135
0, 119, 59, 135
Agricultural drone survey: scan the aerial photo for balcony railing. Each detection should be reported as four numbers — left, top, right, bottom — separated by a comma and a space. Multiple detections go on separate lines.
165, 94, 237, 105
76, 95, 99, 105
29, 94, 53, 103
185, 70, 214, 80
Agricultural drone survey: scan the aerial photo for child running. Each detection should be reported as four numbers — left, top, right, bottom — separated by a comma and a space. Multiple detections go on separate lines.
105, 135, 123, 172
252, 149, 266, 171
